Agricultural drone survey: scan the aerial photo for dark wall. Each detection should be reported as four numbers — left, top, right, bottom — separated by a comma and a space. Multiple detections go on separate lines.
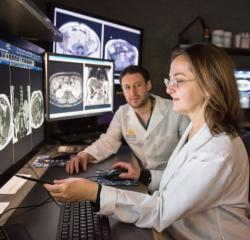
33, 0, 250, 97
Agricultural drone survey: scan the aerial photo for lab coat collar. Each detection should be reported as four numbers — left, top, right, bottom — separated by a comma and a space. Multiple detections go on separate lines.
168, 123, 211, 162
146, 95, 165, 137
127, 95, 165, 139
127, 106, 146, 137
187, 124, 212, 151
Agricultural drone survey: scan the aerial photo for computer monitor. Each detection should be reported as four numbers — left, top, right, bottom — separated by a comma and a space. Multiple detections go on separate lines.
235, 69, 250, 109
0, 37, 45, 187
50, 4, 143, 84
44, 52, 114, 122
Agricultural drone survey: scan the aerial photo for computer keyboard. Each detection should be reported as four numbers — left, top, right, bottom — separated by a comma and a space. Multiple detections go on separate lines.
57, 201, 111, 240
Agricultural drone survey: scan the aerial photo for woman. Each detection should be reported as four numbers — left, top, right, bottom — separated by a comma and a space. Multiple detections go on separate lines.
45, 43, 250, 239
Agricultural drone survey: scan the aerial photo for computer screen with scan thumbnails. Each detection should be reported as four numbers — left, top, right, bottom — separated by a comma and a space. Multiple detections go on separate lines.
44, 53, 114, 122
0, 37, 45, 188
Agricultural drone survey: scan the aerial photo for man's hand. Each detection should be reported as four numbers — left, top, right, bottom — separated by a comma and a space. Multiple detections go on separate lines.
44, 178, 98, 203
66, 152, 95, 174
112, 162, 140, 180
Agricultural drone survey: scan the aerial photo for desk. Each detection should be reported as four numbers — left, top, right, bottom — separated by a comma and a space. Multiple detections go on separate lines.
2, 146, 162, 240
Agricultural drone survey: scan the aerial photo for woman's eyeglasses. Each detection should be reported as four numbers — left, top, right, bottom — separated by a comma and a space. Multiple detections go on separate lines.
164, 78, 195, 88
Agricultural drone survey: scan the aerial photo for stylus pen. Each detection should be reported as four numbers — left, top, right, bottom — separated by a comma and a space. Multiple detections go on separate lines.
15, 174, 54, 185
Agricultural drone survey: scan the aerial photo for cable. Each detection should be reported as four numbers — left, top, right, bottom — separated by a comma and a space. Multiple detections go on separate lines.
0, 187, 61, 220
44, 188, 61, 208
0, 197, 52, 220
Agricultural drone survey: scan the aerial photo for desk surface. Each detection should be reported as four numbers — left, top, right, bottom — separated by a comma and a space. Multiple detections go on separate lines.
3, 146, 156, 240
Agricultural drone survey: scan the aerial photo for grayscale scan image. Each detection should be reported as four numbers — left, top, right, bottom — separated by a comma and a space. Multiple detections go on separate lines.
237, 79, 250, 108
49, 72, 83, 107
0, 94, 13, 151
56, 22, 101, 57
30, 90, 44, 129
85, 66, 110, 105
11, 86, 31, 143
237, 78, 250, 91
105, 39, 138, 71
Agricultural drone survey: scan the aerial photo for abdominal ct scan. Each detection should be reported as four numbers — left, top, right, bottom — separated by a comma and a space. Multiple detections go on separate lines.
30, 90, 44, 129
85, 66, 110, 106
0, 94, 13, 151
49, 72, 83, 107
56, 22, 101, 58
105, 39, 138, 71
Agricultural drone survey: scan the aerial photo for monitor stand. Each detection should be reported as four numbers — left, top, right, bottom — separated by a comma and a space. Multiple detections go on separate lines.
45, 117, 103, 145
58, 131, 102, 145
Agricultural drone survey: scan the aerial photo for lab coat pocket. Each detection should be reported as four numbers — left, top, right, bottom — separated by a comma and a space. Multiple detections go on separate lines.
124, 134, 140, 145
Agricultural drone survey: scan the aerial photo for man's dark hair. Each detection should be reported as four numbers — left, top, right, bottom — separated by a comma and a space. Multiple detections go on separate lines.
120, 65, 150, 83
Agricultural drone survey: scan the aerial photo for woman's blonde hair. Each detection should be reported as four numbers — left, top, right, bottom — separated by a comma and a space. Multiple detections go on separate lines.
171, 43, 243, 137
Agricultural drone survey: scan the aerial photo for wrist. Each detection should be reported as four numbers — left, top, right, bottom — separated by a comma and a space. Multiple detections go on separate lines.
77, 151, 85, 158
77, 151, 95, 161
87, 181, 99, 202
139, 170, 152, 186
93, 184, 102, 212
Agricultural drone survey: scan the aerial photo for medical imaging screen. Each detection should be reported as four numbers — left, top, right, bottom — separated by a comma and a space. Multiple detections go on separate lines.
0, 39, 44, 176
84, 64, 112, 109
52, 6, 142, 84
104, 26, 139, 75
45, 53, 114, 121
235, 70, 250, 109
54, 14, 102, 58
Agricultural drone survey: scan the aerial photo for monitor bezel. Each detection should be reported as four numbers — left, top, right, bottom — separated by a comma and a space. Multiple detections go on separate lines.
0, 35, 45, 188
47, 3, 143, 84
44, 52, 115, 122
0, 142, 45, 188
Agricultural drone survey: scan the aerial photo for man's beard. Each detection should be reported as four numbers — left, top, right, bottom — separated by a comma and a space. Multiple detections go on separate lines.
129, 93, 150, 109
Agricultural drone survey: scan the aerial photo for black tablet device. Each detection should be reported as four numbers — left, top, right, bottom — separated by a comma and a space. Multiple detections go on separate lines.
15, 175, 53, 185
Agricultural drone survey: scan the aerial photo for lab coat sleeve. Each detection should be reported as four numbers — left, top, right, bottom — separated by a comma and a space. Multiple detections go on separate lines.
99, 151, 239, 232
82, 110, 123, 162
148, 170, 164, 192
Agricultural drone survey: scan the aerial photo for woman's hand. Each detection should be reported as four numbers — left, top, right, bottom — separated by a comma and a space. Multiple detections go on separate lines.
112, 162, 140, 180
44, 178, 99, 202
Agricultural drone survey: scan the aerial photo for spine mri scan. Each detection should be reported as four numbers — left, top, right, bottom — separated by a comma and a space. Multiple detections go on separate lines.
0, 87, 44, 150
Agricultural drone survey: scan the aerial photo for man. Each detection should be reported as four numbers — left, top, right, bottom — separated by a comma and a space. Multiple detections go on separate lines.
66, 65, 189, 175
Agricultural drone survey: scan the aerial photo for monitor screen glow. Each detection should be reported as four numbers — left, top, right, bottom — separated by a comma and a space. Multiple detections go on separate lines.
235, 70, 250, 109
45, 53, 114, 121
51, 5, 143, 84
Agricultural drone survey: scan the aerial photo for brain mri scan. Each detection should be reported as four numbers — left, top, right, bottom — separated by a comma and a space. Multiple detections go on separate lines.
105, 39, 138, 71
12, 86, 30, 142
57, 22, 101, 57
86, 67, 109, 105
0, 94, 12, 151
30, 90, 44, 129
50, 72, 83, 107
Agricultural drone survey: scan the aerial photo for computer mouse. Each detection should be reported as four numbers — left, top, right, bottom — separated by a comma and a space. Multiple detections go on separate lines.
104, 168, 128, 180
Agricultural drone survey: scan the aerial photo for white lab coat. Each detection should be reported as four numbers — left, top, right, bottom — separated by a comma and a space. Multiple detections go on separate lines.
99, 124, 250, 240
84, 94, 189, 170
